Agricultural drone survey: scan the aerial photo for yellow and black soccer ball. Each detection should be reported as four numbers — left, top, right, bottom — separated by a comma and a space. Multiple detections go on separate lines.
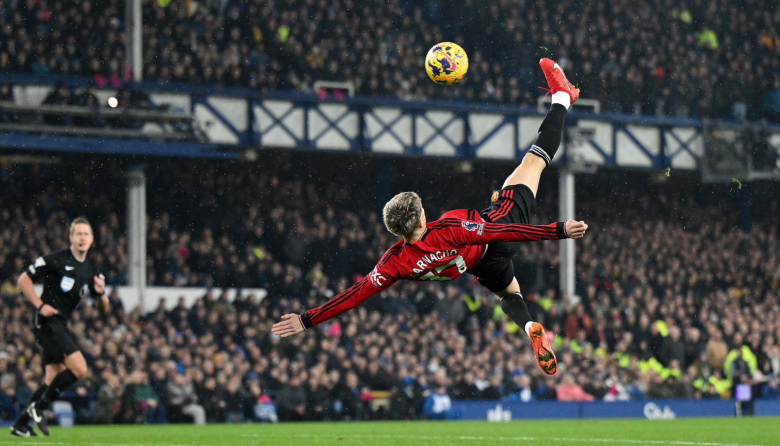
424, 42, 469, 85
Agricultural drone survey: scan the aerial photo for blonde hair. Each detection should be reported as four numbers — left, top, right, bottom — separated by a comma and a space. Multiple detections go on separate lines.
382, 192, 423, 237
69, 217, 93, 235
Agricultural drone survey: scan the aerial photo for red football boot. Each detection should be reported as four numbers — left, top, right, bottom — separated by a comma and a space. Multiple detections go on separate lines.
529, 322, 558, 375
539, 58, 580, 104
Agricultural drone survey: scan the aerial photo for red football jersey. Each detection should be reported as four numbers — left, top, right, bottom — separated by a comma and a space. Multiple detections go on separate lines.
299, 209, 566, 328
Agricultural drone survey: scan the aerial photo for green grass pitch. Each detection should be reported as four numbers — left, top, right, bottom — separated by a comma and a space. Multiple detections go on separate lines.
3, 418, 779, 446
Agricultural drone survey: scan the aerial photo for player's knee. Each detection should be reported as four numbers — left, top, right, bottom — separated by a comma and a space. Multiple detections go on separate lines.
71, 364, 89, 379
500, 292, 522, 309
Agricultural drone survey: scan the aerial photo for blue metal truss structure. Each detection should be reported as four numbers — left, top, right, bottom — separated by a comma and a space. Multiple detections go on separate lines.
0, 72, 778, 173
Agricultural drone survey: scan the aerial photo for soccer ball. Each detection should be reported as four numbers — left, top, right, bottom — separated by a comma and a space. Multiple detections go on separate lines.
425, 42, 469, 85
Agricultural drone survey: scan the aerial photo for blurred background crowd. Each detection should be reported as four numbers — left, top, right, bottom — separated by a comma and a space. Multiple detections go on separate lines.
1, 0, 779, 121
1, 153, 779, 423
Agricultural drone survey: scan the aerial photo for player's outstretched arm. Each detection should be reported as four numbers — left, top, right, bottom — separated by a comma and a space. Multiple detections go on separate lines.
272, 267, 397, 338
458, 219, 588, 245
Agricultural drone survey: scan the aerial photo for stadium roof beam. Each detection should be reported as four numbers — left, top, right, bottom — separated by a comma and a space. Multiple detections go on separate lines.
0, 124, 196, 141
0, 103, 192, 121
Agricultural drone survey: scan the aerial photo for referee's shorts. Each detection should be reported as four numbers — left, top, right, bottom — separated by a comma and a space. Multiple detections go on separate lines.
33, 315, 79, 365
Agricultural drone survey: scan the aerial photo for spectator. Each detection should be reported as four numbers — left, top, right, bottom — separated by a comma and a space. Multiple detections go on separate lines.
305, 376, 331, 421
556, 374, 594, 402
423, 386, 457, 420
166, 373, 206, 425
706, 332, 730, 371
454, 372, 481, 400
730, 350, 753, 390
333, 372, 365, 421
254, 395, 278, 423
660, 326, 686, 367
278, 376, 307, 422
95, 374, 120, 424
763, 377, 780, 399
507, 374, 535, 402
646, 374, 676, 400
223, 377, 247, 423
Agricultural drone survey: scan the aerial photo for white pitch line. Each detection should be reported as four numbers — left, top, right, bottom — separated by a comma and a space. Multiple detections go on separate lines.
0, 442, 201, 446
292, 433, 774, 446
0, 434, 771, 446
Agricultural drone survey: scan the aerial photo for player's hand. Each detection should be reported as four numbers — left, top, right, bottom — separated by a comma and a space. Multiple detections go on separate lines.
39, 304, 59, 317
97, 296, 110, 313
93, 275, 106, 295
565, 220, 588, 239
272, 314, 305, 338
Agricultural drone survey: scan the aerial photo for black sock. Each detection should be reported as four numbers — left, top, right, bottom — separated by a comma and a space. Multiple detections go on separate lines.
528, 104, 568, 165
14, 385, 48, 427
500, 292, 533, 332
38, 370, 78, 411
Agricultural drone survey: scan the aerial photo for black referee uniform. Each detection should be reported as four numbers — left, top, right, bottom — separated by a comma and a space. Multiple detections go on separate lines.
12, 248, 105, 436
26, 249, 104, 364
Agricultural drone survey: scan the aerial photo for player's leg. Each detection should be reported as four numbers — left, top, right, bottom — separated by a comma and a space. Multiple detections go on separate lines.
39, 352, 88, 408
496, 277, 558, 375
11, 359, 63, 436
28, 353, 87, 436
45, 363, 67, 385
501, 58, 580, 196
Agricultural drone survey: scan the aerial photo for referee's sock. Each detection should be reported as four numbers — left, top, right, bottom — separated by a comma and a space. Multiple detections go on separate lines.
13, 384, 48, 427
500, 292, 534, 336
37, 370, 78, 411
528, 103, 568, 165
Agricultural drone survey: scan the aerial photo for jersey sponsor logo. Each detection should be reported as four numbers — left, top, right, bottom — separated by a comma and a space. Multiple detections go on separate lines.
461, 221, 484, 235
368, 267, 387, 288
65, 266, 75, 271
60, 276, 75, 292
79, 284, 90, 299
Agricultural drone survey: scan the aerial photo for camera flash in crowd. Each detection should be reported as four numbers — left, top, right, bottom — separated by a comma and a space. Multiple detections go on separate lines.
108, 97, 118, 108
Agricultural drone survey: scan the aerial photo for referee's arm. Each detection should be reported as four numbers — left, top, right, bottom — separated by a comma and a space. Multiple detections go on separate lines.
17, 272, 59, 317
93, 274, 110, 313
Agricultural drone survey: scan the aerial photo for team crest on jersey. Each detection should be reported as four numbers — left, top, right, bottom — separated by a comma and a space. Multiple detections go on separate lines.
461, 221, 484, 235
491, 191, 500, 203
60, 276, 75, 292
368, 267, 387, 288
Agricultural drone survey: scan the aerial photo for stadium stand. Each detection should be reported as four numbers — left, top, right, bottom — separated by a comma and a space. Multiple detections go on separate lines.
2, 0, 779, 121
1, 155, 779, 423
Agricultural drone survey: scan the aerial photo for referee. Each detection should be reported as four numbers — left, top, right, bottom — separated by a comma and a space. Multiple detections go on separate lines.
10, 217, 109, 437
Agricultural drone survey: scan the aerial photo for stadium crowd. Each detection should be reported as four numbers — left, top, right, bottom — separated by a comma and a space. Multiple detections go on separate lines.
2, 0, 780, 121
1, 155, 780, 424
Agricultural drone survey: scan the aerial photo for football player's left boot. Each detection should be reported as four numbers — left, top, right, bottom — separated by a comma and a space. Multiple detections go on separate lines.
529, 322, 558, 375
